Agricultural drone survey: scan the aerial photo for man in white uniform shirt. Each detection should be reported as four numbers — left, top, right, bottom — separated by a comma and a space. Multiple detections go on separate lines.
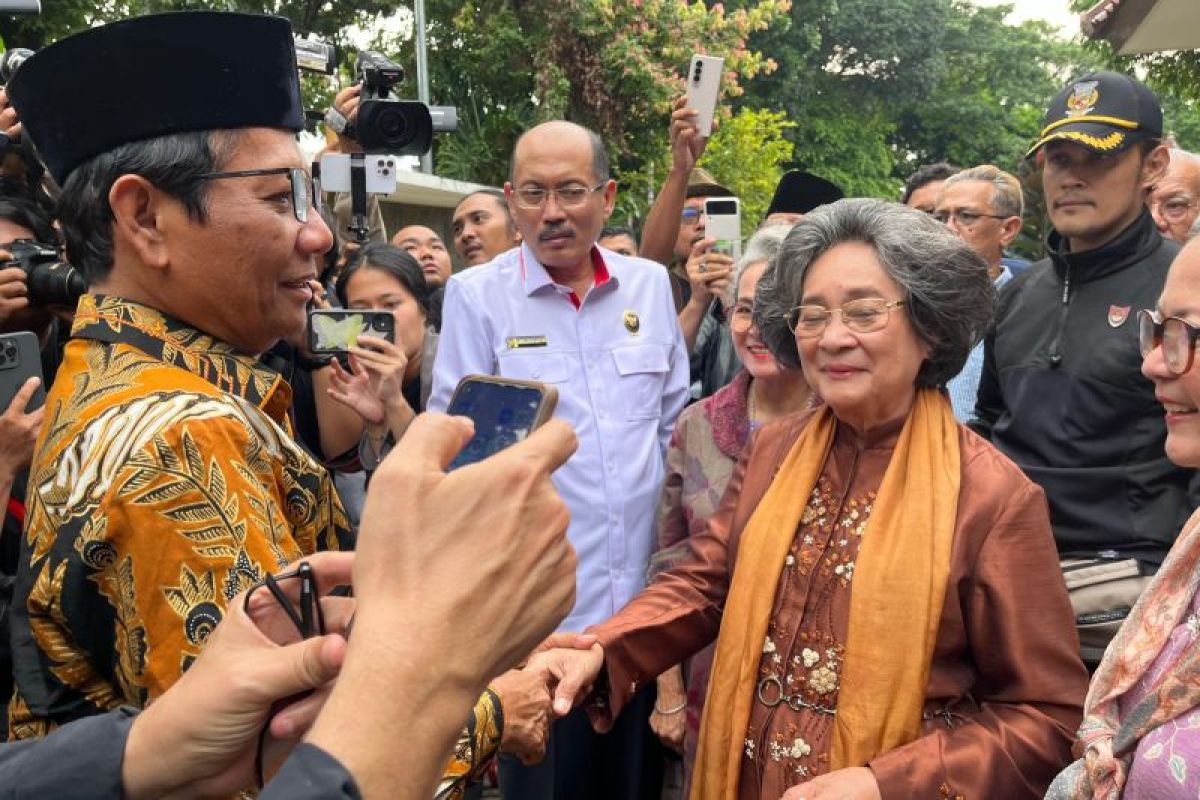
429, 121, 688, 799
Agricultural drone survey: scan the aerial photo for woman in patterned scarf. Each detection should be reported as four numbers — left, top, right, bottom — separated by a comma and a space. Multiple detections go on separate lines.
1049, 236, 1200, 800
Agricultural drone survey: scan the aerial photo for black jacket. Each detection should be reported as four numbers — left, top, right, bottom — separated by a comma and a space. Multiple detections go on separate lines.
972, 210, 1197, 564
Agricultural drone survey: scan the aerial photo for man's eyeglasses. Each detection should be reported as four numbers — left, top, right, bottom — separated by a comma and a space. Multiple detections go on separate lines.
681, 207, 705, 224
513, 181, 606, 210
198, 166, 319, 223
1138, 309, 1200, 375
1151, 197, 1198, 223
932, 209, 1008, 227
787, 298, 906, 338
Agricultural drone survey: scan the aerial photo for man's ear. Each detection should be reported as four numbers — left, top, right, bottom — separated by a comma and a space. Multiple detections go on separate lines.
1140, 143, 1170, 190
999, 215, 1023, 249
108, 175, 172, 271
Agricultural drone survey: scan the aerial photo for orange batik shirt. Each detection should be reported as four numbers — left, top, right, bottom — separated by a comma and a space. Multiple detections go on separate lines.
7, 295, 352, 739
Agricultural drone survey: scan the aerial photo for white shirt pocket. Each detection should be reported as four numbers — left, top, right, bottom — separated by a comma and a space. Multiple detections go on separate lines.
612, 344, 671, 420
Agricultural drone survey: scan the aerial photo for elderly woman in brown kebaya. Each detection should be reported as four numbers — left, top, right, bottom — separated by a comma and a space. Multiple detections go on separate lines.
532, 198, 1088, 800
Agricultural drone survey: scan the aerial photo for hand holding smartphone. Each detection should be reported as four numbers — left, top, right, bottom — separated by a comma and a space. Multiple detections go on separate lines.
685, 54, 724, 138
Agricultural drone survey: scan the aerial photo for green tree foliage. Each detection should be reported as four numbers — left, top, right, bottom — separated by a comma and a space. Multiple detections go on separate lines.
15, 0, 1185, 259
612, 107, 795, 231
740, 0, 1091, 196
425, 0, 788, 188
700, 107, 795, 232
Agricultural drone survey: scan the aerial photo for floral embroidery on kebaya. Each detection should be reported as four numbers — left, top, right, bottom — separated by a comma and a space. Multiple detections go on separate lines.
744, 476, 876, 785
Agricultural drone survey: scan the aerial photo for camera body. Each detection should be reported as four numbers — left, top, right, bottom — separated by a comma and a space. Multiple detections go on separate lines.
6, 239, 87, 307
357, 50, 403, 101
352, 50, 433, 155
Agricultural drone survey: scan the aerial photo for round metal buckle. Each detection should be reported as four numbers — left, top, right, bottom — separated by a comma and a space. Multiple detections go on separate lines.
756, 675, 783, 707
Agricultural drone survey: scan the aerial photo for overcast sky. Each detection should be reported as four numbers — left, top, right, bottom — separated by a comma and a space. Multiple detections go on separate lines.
969, 0, 1084, 39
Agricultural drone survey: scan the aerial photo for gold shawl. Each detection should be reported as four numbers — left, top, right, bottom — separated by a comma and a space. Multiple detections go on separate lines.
691, 388, 960, 798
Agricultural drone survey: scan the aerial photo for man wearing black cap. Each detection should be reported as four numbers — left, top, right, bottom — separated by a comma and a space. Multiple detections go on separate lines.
762, 169, 843, 225
0, 12, 358, 740
972, 72, 1195, 660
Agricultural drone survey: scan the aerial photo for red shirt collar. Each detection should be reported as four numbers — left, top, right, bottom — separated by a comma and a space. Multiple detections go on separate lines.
519, 245, 611, 310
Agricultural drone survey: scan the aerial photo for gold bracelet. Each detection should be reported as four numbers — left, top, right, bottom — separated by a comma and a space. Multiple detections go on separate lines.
654, 700, 687, 715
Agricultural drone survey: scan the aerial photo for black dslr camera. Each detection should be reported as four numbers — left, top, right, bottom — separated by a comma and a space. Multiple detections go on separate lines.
353, 50, 433, 155
5, 240, 86, 307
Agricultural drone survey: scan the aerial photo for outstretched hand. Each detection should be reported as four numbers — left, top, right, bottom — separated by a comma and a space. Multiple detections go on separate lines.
525, 632, 605, 723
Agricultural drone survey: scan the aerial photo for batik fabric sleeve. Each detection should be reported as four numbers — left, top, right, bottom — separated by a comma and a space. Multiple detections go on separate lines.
434, 690, 503, 799
8, 295, 351, 739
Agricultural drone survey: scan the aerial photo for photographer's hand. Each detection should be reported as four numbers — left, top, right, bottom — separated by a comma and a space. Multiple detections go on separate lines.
669, 94, 709, 175
0, 264, 30, 328
330, 335, 416, 453
330, 85, 363, 155
0, 376, 43, 484
684, 238, 734, 304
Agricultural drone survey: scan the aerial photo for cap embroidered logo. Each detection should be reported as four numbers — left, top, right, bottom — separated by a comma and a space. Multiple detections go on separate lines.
1067, 81, 1100, 117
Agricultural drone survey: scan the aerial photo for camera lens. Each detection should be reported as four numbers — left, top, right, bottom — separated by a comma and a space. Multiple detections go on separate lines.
373, 318, 388, 330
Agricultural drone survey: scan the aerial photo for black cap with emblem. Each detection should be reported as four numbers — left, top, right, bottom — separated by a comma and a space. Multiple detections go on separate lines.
1026, 70, 1162, 160
8, 11, 304, 186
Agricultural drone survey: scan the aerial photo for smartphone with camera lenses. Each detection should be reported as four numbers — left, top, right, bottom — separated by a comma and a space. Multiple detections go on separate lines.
685, 54, 724, 138
444, 375, 558, 471
0, 331, 45, 413
705, 197, 742, 262
307, 309, 395, 354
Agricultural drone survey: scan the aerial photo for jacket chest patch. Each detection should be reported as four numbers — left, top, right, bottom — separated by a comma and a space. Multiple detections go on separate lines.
1107, 305, 1131, 328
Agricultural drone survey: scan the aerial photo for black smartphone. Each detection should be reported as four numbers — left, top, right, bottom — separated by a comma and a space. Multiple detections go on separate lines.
307, 309, 395, 354
444, 374, 559, 471
0, 331, 45, 413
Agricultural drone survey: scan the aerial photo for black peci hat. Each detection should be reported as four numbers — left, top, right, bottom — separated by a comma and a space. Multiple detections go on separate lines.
766, 170, 844, 217
1026, 71, 1162, 159
8, 12, 305, 185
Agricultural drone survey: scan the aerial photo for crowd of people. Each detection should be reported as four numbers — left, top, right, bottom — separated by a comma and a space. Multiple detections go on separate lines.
0, 8, 1197, 800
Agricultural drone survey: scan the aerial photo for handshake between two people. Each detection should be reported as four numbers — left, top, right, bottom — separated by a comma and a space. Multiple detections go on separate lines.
120, 412, 582, 800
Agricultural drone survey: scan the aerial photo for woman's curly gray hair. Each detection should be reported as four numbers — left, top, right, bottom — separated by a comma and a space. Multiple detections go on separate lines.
753, 198, 997, 388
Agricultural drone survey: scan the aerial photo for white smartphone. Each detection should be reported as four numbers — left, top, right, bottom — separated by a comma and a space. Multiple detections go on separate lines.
685, 55, 724, 138
318, 153, 399, 195
705, 197, 741, 262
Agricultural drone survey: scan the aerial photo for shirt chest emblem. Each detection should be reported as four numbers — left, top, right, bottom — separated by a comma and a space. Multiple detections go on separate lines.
623, 310, 641, 335
1107, 305, 1131, 328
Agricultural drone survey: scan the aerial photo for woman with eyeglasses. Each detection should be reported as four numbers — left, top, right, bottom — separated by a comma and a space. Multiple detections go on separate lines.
647, 224, 817, 796
1050, 238, 1200, 799
531, 199, 1088, 800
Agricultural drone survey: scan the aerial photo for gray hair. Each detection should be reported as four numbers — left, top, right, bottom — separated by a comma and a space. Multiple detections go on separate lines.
730, 222, 792, 305
754, 198, 996, 388
942, 164, 1024, 219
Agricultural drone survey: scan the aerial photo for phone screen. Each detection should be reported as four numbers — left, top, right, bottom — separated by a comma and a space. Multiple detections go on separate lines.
308, 310, 394, 353
445, 380, 548, 470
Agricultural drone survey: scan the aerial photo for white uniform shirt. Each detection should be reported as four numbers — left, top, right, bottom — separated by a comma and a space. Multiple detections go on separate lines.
429, 242, 690, 630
